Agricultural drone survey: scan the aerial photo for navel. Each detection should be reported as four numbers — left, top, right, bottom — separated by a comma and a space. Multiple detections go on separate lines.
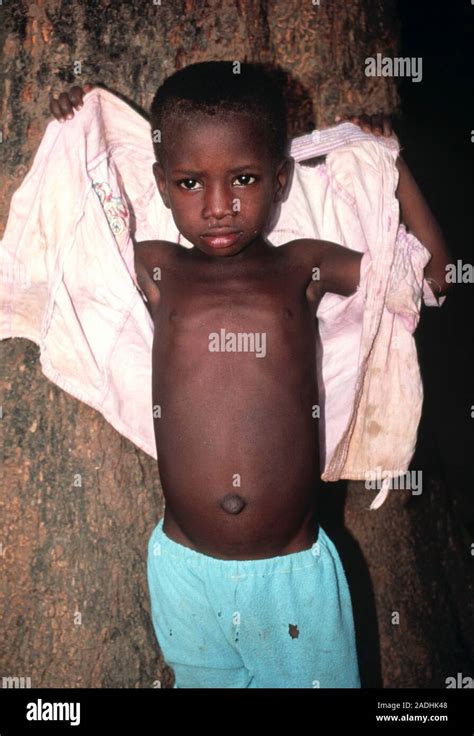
219, 493, 247, 515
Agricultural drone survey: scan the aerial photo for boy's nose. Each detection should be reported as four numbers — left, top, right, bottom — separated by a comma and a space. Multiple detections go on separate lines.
203, 184, 234, 219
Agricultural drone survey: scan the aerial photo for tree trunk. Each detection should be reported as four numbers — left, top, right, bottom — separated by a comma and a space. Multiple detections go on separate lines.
3, 0, 470, 689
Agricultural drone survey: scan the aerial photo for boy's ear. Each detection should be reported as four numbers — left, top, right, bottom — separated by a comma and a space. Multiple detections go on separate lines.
273, 156, 293, 204
152, 161, 171, 208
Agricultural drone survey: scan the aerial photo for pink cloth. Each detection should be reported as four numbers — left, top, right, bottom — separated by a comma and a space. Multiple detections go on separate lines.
0, 88, 444, 509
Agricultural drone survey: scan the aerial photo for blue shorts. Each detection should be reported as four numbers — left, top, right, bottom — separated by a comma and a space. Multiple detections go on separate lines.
147, 518, 360, 688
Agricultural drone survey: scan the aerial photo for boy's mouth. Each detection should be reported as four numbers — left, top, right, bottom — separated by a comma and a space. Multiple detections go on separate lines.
200, 230, 242, 249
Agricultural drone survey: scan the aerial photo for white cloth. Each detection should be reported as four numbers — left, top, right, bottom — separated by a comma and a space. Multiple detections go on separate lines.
0, 88, 443, 509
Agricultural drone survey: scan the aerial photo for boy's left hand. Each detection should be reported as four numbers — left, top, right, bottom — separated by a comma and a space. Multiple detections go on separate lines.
334, 113, 393, 137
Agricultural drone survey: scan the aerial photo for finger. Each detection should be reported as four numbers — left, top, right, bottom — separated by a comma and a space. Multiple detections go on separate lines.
359, 114, 371, 132
49, 97, 66, 122
348, 115, 360, 126
382, 114, 392, 136
371, 113, 383, 136
56, 92, 75, 120
72, 83, 94, 110
68, 85, 86, 109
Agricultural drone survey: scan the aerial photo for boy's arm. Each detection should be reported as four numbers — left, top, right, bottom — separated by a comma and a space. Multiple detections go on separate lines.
305, 240, 363, 300
334, 113, 453, 298
395, 155, 452, 296
133, 241, 161, 317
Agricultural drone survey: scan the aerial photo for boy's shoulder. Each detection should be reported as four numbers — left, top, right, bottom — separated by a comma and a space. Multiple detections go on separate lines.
282, 237, 340, 250
281, 237, 342, 263
134, 238, 186, 263
134, 238, 179, 251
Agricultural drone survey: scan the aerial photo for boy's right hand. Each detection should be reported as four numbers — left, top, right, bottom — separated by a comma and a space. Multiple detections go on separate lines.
49, 83, 94, 122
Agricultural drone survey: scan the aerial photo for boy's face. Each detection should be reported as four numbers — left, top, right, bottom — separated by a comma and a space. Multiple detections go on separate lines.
153, 113, 291, 258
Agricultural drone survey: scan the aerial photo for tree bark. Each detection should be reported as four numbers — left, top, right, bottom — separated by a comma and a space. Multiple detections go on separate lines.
3, 0, 470, 690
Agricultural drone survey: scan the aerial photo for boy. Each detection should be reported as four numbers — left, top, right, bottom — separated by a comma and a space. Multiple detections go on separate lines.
50, 61, 451, 688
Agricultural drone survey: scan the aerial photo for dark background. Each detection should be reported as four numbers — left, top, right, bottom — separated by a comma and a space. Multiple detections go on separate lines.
396, 0, 473, 534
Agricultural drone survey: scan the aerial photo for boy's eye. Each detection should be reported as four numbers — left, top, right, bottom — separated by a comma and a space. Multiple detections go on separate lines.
234, 174, 257, 186
178, 179, 201, 191
176, 174, 257, 190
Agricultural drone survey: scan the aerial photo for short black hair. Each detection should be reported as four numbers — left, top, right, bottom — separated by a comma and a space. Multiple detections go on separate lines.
150, 60, 289, 168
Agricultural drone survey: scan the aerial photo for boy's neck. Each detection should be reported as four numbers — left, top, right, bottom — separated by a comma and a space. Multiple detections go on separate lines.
190, 235, 273, 263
